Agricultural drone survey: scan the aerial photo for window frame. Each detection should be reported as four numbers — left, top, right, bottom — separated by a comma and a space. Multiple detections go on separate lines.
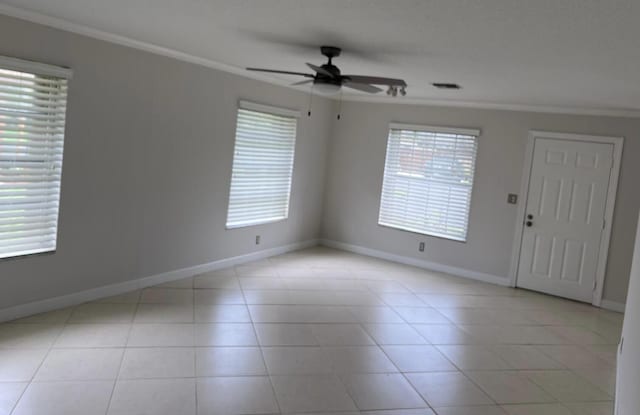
0, 56, 72, 261
225, 100, 300, 229
378, 122, 480, 242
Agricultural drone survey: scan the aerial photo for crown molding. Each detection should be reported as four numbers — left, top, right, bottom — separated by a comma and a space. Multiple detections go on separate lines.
0, 4, 293, 89
2, 4, 640, 119
340, 93, 640, 118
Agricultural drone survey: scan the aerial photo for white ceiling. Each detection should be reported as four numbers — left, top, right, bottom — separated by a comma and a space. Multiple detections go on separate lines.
2, 0, 640, 115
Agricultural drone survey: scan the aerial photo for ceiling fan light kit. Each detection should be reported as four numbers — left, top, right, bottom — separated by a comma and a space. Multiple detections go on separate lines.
247, 46, 408, 97
313, 82, 342, 95
386, 86, 406, 97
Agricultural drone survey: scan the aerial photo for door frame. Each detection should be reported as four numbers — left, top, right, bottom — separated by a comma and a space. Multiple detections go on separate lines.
508, 130, 624, 307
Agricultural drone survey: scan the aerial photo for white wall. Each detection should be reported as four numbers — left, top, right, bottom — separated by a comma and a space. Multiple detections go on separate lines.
0, 15, 334, 310
322, 101, 640, 305
616, 212, 640, 414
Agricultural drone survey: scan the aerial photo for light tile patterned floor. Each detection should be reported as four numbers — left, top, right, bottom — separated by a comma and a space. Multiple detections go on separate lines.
0, 247, 621, 415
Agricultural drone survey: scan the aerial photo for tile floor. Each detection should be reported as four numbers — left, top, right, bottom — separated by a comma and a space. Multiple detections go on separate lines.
0, 247, 621, 415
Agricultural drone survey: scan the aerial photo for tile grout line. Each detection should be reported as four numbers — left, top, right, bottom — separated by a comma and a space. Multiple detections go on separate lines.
364, 316, 438, 413
239, 259, 283, 415
9, 305, 73, 415
363, 277, 478, 413
350, 280, 435, 411
102, 299, 139, 415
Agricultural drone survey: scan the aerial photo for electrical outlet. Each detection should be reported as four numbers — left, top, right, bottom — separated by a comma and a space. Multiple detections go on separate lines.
507, 193, 518, 204
255, 235, 260, 245
418, 242, 425, 252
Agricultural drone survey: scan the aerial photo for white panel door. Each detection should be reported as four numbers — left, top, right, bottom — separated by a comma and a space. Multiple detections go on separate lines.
516, 138, 613, 302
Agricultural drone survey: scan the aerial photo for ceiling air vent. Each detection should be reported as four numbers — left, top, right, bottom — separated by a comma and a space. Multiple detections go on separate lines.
432, 83, 461, 89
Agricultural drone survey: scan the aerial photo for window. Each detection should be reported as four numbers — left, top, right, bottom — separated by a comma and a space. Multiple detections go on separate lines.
0, 57, 71, 259
226, 101, 299, 228
378, 123, 479, 242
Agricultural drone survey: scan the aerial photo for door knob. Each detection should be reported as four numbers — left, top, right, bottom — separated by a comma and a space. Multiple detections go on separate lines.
527, 214, 533, 220
526, 221, 533, 227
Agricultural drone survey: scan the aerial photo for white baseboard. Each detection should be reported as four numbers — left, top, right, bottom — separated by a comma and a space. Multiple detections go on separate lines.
321, 239, 509, 287
323, 239, 627, 313
601, 299, 626, 313
0, 239, 319, 323
4, 237, 622, 322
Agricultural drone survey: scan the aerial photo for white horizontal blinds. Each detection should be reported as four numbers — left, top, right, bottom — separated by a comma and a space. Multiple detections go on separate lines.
0, 65, 68, 259
379, 125, 478, 242
226, 105, 298, 228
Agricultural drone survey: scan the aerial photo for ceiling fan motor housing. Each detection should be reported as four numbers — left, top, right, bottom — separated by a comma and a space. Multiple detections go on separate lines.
321, 46, 341, 60
318, 46, 342, 81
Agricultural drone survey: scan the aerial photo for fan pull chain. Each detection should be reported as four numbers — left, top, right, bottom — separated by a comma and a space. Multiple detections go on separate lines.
337, 90, 343, 120
307, 84, 313, 117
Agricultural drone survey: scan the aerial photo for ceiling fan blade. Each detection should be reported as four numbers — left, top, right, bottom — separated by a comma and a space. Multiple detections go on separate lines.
291, 79, 314, 86
344, 75, 407, 87
247, 68, 314, 78
343, 82, 383, 93
306, 63, 335, 78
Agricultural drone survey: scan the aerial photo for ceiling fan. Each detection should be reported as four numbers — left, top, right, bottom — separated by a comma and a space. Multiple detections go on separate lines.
247, 46, 407, 96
